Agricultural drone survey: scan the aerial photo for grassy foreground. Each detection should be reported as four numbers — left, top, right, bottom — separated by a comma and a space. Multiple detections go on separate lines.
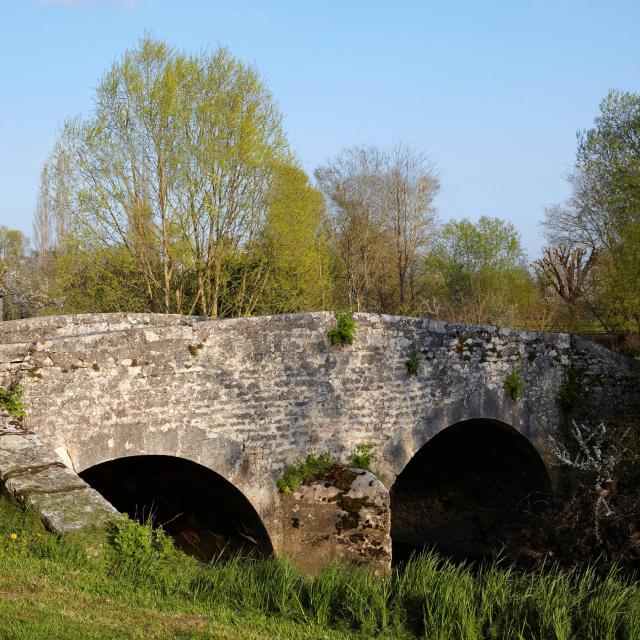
0, 497, 638, 640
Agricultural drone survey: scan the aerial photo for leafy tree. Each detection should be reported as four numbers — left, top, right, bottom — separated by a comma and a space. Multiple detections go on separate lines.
259, 163, 332, 313
424, 217, 537, 325
0, 227, 55, 319
542, 90, 640, 339
52, 243, 150, 313
533, 243, 597, 330
316, 144, 438, 313
32, 163, 54, 267
386, 143, 439, 309
0, 227, 28, 269
47, 35, 325, 318
316, 146, 391, 311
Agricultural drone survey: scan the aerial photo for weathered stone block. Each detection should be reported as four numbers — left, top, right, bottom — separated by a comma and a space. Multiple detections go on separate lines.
281, 467, 391, 575
28, 488, 121, 534
4, 465, 88, 499
0, 434, 64, 481
0, 412, 120, 540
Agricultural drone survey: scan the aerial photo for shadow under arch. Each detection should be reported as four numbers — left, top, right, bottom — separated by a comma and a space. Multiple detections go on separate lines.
390, 418, 552, 566
79, 455, 273, 562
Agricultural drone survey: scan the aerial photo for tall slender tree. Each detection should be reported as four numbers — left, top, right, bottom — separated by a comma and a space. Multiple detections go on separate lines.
316, 144, 438, 313
48, 35, 324, 317
542, 90, 640, 336
33, 163, 53, 267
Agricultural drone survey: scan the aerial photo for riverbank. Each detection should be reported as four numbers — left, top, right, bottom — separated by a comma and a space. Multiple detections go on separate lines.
0, 497, 637, 640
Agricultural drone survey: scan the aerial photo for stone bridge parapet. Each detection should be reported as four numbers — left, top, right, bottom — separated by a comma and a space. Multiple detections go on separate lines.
0, 312, 637, 571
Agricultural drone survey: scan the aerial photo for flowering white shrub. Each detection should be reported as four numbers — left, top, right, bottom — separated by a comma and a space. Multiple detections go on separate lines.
550, 421, 629, 544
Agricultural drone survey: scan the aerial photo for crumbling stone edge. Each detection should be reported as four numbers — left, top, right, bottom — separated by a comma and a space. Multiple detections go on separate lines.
0, 408, 123, 554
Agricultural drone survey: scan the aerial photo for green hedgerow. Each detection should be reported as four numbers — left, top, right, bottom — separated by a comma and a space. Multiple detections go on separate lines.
0, 493, 638, 639
277, 452, 333, 493
327, 310, 356, 346
504, 368, 524, 401
0, 384, 26, 419
348, 443, 374, 471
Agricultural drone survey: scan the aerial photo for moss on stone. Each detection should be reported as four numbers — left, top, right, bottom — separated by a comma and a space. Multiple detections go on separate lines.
558, 368, 581, 413
187, 344, 204, 357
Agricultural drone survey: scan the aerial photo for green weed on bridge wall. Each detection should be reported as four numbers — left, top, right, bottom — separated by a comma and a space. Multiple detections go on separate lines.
557, 367, 581, 412
348, 443, 375, 471
504, 368, 524, 401
328, 310, 357, 346
406, 347, 420, 376
0, 383, 26, 419
0, 496, 638, 639
276, 452, 333, 493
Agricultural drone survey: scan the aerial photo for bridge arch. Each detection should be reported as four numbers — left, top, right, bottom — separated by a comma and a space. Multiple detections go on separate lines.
2, 311, 636, 573
390, 418, 552, 565
79, 455, 274, 562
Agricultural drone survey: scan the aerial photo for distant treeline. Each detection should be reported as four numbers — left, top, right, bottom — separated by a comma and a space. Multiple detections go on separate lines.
2, 36, 639, 352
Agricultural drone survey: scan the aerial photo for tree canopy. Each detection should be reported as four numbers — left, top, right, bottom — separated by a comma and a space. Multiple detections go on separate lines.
424, 217, 536, 326
4, 37, 637, 354
38, 35, 328, 318
316, 143, 439, 313
541, 90, 640, 339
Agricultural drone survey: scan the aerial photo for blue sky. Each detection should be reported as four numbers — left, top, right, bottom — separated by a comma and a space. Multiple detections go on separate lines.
1, 0, 638, 257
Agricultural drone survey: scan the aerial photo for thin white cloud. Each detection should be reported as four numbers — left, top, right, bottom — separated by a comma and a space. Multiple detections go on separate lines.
38, 0, 139, 9
39, 0, 88, 6
105, 0, 138, 8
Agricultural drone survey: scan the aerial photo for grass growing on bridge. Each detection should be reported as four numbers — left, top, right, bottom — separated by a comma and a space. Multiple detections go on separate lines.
0, 498, 638, 639
0, 383, 26, 419
328, 310, 357, 346
277, 452, 333, 493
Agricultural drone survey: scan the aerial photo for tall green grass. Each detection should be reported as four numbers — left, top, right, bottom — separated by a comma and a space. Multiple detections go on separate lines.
0, 497, 638, 639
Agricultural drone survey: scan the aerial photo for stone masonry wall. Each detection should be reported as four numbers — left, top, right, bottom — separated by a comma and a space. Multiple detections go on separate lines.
0, 408, 120, 538
0, 311, 638, 559
281, 467, 390, 575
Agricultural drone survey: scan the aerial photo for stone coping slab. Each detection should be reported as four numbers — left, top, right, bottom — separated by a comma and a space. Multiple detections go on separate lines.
0, 410, 121, 536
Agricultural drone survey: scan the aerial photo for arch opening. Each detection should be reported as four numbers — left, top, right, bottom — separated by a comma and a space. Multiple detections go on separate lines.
390, 419, 551, 566
80, 455, 273, 562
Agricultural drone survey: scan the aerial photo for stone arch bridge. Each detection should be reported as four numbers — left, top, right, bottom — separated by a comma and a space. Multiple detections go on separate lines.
0, 312, 637, 572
